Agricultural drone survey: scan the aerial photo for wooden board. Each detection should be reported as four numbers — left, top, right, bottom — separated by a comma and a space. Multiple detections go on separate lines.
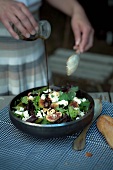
89, 92, 110, 102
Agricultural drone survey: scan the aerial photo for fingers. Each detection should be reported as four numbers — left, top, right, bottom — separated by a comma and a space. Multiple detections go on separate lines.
71, 11, 94, 53
73, 25, 81, 46
83, 29, 94, 51
19, 3, 38, 31
0, 1, 38, 39
73, 26, 94, 53
79, 27, 94, 52
11, 2, 38, 38
3, 20, 19, 39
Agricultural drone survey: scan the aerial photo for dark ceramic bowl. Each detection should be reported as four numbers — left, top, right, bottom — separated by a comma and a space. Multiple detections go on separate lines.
9, 86, 94, 138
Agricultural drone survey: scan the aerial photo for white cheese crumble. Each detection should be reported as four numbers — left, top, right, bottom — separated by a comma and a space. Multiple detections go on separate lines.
41, 110, 46, 117
73, 97, 81, 104
57, 100, 68, 107
43, 89, 51, 93
41, 94, 46, 100
81, 98, 87, 102
74, 107, 79, 110
15, 110, 23, 115
36, 110, 46, 118
19, 107, 24, 112
28, 95, 34, 100
76, 117, 80, 120
36, 111, 43, 118
48, 91, 59, 102
79, 111, 85, 117
15, 109, 30, 121
22, 111, 30, 121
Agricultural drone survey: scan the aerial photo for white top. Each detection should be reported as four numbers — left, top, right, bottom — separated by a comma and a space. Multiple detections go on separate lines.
0, 0, 52, 95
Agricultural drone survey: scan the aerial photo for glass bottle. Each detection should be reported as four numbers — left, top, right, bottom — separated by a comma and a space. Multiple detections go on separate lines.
12, 20, 51, 41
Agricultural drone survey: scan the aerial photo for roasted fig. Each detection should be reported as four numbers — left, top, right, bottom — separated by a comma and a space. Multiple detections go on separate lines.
39, 99, 45, 108
46, 112, 62, 122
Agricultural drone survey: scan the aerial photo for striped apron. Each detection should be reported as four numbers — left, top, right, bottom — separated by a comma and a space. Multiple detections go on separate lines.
0, 0, 51, 95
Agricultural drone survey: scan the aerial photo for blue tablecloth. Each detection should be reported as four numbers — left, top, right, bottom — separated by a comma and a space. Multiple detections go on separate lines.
0, 102, 113, 170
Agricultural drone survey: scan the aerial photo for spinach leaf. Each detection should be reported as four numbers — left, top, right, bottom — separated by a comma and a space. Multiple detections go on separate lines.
56, 107, 67, 114
67, 91, 75, 101
13, 112, 24, 120
59, 86, 79, 101
37, 87, 48, 95
69, 86, 79, 93
59, 93, 69, 101
33, 96, 40, 113
21, 96, 28, 104
41, 117, 52, 124
79, 100, 90, 112
68, 106, 79, 120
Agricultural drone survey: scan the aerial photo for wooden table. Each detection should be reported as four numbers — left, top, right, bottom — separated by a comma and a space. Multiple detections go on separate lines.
0, 92, 113, 110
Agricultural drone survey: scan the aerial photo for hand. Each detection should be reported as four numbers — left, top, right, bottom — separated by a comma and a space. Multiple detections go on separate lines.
71, 5, 94, 53
0, 0, 38, 39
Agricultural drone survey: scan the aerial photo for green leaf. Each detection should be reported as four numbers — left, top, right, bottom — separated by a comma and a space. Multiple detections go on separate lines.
13, 105, 23, 111
35, 118, 43, 124
59, 86, 78, 101
79, 100, 90, 112
41, 117, 52, 124
59, 92, 69, 101
56, 107, 67, 114
68, 106, 80, 119
33, 96, 40, 113
34, 96, 40, 103
67, 91, 76, 101
21, 96, 28, 104
37, 87, 48, 94
69, 86, 79, 93
31, 87, 48, 96
13, 112, 24, 120
13, 102, 25, 110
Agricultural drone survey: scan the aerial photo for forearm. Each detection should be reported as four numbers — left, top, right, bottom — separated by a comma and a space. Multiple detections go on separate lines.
46, 0, 84, 17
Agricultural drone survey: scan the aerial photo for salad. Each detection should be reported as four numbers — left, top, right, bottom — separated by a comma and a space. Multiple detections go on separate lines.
13, 86, 90, 124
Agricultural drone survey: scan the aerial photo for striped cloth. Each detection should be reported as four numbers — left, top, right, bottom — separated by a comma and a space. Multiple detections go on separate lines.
0, 0, 51, 95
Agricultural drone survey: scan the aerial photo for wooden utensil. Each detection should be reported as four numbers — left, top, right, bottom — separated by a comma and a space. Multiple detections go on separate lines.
72, 98, 102, 151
